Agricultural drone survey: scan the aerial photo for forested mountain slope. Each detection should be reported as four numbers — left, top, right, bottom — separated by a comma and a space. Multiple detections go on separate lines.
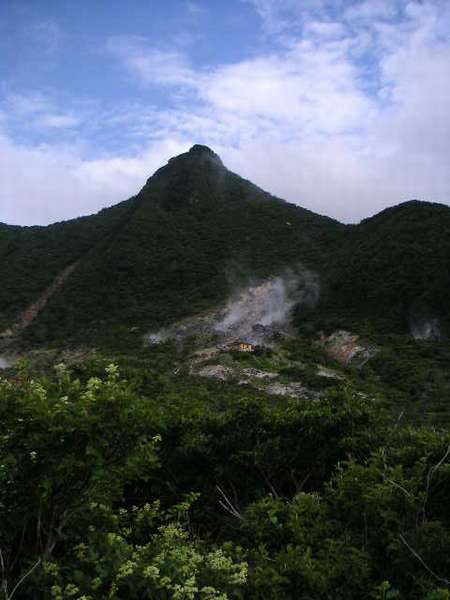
2, 147, 450, 600
1, 145, 449, 344
0, 198, 138, 333
1, 145, 344, 343
321, 201, 450, 334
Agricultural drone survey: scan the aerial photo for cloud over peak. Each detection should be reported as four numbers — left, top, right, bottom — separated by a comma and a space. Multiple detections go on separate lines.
0, 0, 449, 224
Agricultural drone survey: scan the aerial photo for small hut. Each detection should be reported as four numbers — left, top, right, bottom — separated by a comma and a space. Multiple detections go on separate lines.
230, 341, 254, 353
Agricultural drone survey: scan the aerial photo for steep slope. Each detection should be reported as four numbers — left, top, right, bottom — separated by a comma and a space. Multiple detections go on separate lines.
0, 198, 138, 334
1, 145, 449, 347
320, 200, 450, 335
19, 145, 343, 343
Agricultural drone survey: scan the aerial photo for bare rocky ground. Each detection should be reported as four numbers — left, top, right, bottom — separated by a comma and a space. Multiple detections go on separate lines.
146, 276, 300, 351
0, 262, 375, 400
145, 286, 377, 400
319, 330, 377, 367
194, 360, 319, 400
185, 322, 379, 400
143, 275, 377, 401
316, 365, 345, 380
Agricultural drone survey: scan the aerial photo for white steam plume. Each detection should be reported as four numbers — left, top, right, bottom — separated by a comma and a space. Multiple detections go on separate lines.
147, 267, 320, 346
215, 268, 319, 343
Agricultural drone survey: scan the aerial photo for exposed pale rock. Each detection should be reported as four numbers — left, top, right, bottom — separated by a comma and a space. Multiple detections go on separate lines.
241, 367, 278, 380
316, 365, 345, 380
320, 330, 377, 367
197, 364, 234, 381
194, 360, 318, 400
264, 381, 318, 399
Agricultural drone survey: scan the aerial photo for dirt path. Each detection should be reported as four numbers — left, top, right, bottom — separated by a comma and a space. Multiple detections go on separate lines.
0, 261, 79, 339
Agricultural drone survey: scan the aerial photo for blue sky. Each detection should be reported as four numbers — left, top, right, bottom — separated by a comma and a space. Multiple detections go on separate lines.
1, 0, 449, 225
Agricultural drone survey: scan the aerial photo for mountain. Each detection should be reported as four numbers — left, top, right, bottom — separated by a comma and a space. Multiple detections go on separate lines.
3, 147, 450, 599
0, 198, 136, 334
0, 144, 449, 346
321, 200, 450, 335
0, 145, 343, 345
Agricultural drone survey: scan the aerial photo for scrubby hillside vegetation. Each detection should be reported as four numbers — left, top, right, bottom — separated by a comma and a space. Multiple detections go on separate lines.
0, 146, 343, 345
2, 146, 449, 346
1, 146, 450, 598
322, 200, 450, 334
2, 352, 450, 599
0, 199, 137, 334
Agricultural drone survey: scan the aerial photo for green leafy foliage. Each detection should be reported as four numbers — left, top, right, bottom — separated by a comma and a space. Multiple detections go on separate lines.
0, 364, 247, 599
44, 502, 247, 600
1, 146, 450, 598
2, 357, 450, 599
0, 199, 136, 333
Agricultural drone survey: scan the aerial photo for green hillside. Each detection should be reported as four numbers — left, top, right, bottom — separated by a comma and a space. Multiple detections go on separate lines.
6, 146, 344, 344
0, 198, 138, 333
2, 147, 450, 599
321, 200, 450, 334
1, 145, 449, 346
2, 339, 450, 599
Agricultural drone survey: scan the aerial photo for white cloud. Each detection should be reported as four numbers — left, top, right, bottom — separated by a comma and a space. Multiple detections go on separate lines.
201, 42, 373, 135
344, 0, 400, 22
175, 1, 450, 221
243, 0, 327, 34
3, 91, 53, 116
34, 113, 81, 129
305, 20, 347, 40
1, 90, 84, 131
0, 134, 189, 225
107, 36, 196, 87
1, 0, 450, 225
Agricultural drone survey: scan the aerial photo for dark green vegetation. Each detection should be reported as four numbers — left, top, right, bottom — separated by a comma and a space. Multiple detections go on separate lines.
1, 145, 449, 345
360, 337, 450, 425
1, 145, 450, 598
0, 199, 136, 335
322, 201, 450, 334
0, 146, 343, 344
2, 351, 450, 599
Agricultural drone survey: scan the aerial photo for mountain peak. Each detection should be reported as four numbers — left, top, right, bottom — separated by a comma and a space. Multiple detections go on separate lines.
189, 144, 215, 155
188, 144, 223, 166
166, 144, 223, 168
